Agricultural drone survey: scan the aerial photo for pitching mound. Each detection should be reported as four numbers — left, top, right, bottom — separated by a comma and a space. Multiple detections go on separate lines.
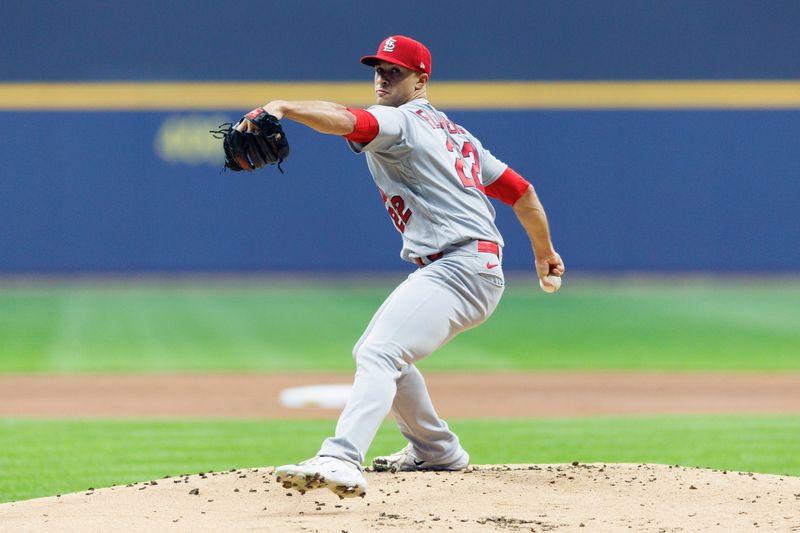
1, 464, 797, 532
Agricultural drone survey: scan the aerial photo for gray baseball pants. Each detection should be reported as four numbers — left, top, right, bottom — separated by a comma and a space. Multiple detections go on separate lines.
318, 240, 504, 466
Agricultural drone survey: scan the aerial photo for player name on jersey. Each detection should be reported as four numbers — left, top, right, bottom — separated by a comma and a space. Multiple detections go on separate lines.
413, 109, 465, 135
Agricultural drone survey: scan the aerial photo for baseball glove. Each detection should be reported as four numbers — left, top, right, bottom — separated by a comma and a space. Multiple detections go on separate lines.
211, 108, 290, 172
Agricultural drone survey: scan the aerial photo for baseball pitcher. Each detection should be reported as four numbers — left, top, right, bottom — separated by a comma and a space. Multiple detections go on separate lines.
222, 35, 565, 499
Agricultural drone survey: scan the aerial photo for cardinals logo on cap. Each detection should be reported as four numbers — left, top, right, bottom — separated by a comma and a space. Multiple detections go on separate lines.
361, 35, 431, 75
382, 37, 397, 52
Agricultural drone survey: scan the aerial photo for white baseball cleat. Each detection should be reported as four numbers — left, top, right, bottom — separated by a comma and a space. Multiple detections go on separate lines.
372, 444, 470, 473
275, 456, 367, 499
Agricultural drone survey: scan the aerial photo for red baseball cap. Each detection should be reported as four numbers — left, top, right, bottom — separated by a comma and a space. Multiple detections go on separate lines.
360, 35, 432, 76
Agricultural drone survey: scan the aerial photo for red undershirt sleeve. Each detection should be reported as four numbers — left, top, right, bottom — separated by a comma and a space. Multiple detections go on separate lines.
343, 107, 379, 144
485, 167, 531, 205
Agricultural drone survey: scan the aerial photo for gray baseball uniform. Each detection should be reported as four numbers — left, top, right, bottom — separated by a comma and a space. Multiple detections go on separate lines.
318, 98, 507, 466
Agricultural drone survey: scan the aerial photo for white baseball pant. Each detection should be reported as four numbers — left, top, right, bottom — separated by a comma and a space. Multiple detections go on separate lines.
318, 240, 504, 466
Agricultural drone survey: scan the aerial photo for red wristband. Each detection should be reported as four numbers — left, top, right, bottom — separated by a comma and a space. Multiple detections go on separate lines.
485, 167, 531, 205
344, 108, 379, 144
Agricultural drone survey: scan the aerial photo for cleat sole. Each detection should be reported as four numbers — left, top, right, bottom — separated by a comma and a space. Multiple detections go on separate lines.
275, 469, 366, 499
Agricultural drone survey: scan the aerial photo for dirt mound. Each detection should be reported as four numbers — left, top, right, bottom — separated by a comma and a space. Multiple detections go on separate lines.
1, 464, 798, 532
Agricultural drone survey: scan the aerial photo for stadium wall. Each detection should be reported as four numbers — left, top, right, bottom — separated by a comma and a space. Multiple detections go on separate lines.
1, 1, 798, 273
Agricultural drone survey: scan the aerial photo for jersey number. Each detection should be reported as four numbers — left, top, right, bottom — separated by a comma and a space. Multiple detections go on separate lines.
446, 138, 484, 192
387, 195, 412, 233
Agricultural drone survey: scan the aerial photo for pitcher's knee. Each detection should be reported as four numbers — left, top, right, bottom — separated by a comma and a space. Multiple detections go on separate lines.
353, 341, 404, 376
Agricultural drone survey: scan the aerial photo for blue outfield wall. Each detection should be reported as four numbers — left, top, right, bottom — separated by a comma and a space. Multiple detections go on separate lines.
2, 0, 799, 81
1, 110, 798, 273
1, 1, 799, 273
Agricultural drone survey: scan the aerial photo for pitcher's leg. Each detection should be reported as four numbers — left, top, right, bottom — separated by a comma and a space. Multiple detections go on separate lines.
388, 257, 504, 463
317, 352, 400, 466
392, 364, 462, 462
318, 267, 474, 466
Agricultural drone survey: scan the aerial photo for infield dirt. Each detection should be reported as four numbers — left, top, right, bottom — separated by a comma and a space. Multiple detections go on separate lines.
1, 463, 798, 532
3, 372, 799, 531
2, 372, 799, 418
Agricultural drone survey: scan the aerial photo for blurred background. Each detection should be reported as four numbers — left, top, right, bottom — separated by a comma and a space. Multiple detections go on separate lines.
1, 0, 798, 274
0, 0, 799, 504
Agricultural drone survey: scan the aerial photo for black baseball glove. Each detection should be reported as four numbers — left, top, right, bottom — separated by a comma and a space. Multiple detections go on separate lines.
211, 108, 290, 172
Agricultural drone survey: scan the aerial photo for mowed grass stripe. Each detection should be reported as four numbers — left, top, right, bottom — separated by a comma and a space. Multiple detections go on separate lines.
0, 415, 797, 503
461, 284, 800, 371
0, 280, 798, 372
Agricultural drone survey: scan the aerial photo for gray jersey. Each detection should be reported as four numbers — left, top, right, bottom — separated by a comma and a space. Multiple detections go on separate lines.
347, 98, 507, 263
314, 102, 509, 476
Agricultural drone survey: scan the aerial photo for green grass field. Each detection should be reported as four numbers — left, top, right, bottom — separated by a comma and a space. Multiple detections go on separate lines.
1, 278, 798, 503
1, 278, 799, 372
1, 415, 798, 504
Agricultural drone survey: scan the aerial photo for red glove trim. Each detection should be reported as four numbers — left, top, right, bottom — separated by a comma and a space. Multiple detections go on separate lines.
245, 107, 265, 120
485, 167, 531, 205
344, 108, 379, 144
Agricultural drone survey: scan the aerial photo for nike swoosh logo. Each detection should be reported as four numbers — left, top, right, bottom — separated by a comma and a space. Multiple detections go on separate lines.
413, 459, 426, 466
486, 263, 499, 269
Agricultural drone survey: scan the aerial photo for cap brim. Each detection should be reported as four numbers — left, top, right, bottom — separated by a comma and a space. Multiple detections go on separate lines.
360, 55, 381, 66
360, 54, 422, 72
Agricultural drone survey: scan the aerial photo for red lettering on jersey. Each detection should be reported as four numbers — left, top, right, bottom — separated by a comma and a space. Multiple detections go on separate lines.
391, 196, 412, 223
440, 113, 459, 134
388, 209, 404, 232
414, 109, 440, 129
446, 138, 483, 190
414, 109, 465, 135
386, 194, 412, 232
461, 141, 484, 192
